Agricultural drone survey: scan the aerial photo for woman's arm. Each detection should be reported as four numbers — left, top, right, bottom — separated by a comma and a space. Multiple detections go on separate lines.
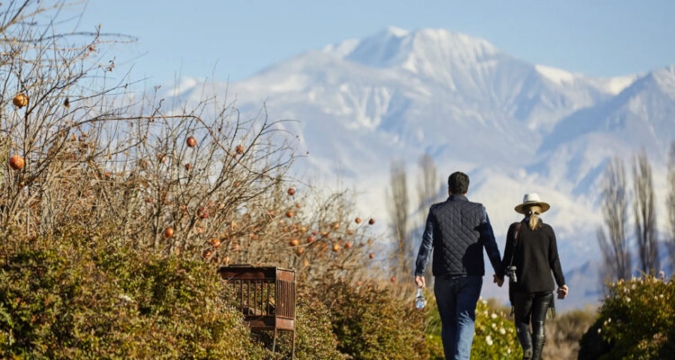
547, 226, 566, 287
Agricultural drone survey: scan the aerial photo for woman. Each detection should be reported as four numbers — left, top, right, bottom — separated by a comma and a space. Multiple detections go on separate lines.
501, 193, 568, 360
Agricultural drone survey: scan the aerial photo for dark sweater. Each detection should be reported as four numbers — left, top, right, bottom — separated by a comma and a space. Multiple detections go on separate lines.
501, 219, 566, 293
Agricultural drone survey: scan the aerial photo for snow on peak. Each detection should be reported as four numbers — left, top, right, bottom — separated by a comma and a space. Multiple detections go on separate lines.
651, 65, 675, 85
599, 75, 638, 95
536, 64, 637, 95
322, 27, 409, 59
322, 39, 360, 58
535, 64, 578, 85
383, 26, 409, 38
413, 28, 499, 56
342, 27, 412, 67
326, 26, 503, 73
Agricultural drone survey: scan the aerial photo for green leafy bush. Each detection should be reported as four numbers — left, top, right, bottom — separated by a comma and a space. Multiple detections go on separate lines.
256, 294, 348, 360
319, 280, 429, 360
0, 231, 269, 359
579, 275, 675, 359
292, 297, 348, 360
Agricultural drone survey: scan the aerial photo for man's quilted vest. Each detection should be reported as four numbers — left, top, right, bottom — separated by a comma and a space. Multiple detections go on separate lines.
430, 196, 487, 277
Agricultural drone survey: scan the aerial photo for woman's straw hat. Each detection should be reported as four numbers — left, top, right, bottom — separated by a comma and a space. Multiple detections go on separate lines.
514, 193, 550, 214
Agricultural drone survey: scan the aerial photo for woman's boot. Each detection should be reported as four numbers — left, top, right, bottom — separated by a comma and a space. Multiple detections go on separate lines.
530, 292, 553, 360
516, 324, 533, 359
512, 292, 535, 359
531, 334, 545, 360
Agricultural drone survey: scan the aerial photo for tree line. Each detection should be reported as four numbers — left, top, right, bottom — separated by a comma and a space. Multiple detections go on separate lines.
598, 143, 675, 284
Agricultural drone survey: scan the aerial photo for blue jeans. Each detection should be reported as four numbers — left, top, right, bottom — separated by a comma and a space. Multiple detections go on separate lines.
434, 275, 483, 360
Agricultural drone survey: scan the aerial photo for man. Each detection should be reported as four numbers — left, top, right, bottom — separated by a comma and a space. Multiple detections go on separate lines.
414, 171, 504, 360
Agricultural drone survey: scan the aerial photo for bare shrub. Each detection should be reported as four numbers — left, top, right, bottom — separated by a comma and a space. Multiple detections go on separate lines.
0, 1, 304, 264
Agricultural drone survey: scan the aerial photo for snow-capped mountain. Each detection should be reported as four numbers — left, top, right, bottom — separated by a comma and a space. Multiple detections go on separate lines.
164, 27, 674, 311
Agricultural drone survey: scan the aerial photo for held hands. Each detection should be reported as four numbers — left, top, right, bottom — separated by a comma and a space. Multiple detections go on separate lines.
415, 275, 426, 288
493, 274, 504, 287
557, 285, 569, 299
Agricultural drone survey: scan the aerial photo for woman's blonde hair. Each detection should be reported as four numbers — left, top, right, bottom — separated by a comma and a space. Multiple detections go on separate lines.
526, 205, 543, 230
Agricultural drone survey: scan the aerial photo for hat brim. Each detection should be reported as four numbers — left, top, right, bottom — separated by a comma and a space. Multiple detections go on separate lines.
515, 201, 550, 214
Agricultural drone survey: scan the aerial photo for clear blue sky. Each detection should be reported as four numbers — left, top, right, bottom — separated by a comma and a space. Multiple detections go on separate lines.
75, 0, 675, 85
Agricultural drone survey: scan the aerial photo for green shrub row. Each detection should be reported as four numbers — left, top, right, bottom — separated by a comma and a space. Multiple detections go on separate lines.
579, 275, 675, 359
1, 226, 617, 360
0, 229, 439, 359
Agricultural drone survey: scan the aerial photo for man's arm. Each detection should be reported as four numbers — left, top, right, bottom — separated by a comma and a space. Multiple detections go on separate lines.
414, 210, 434, 287
501, 223, 515, 271
479, 207, 505, 278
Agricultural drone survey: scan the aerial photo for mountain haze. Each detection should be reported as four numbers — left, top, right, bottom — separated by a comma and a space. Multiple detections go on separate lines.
165, 27, 675, 310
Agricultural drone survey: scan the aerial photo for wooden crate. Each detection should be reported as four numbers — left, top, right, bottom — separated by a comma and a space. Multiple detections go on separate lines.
219, 264, 296, 357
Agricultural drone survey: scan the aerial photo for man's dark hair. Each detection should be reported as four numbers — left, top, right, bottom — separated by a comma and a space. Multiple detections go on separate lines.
448, 172, 470, 194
